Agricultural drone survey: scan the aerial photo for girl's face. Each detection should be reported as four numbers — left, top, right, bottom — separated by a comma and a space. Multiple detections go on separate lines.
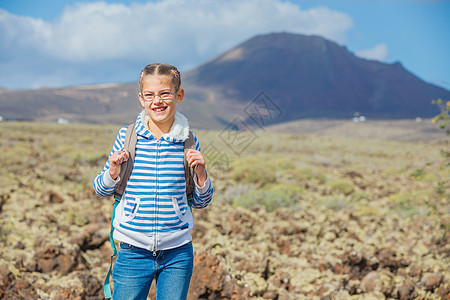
139, 75, 184, 131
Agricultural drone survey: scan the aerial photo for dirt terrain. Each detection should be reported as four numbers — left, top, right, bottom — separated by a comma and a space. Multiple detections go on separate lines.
0, 121, 448, 299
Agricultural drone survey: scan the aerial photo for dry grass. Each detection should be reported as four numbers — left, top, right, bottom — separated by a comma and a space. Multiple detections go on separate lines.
0, 120, 448, 299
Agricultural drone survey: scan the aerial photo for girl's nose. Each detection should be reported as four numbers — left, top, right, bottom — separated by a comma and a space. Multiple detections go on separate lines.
153, 95, 164, 104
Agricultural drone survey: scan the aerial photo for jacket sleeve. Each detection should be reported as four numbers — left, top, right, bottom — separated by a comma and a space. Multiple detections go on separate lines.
93, 126, 127, 197
189, 132, 213, 209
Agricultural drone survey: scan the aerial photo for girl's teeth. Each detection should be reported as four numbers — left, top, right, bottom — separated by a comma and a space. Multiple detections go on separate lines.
154, 107, 166, 112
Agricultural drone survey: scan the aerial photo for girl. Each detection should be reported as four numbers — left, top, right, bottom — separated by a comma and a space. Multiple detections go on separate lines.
94, 63, 213, 300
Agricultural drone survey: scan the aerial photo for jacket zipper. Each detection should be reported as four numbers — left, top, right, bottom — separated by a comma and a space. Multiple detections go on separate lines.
153, 139, 160, 256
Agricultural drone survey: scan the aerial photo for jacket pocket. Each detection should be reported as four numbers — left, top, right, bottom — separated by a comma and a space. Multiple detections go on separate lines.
123, 197, 140, 222
172, 194, 189, 222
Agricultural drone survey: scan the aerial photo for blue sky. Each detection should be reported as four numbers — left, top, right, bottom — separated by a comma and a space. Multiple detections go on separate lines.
0, 0, 449, 90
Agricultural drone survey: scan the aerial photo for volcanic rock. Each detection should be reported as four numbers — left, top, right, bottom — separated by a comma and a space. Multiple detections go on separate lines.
396, 279, 415, 300
35, 244, 79, 275
421, 273, 443, 291
187, 252, 250, 299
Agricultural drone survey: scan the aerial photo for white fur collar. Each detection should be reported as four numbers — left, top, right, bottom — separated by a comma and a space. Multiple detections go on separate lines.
139, 110, 190, 142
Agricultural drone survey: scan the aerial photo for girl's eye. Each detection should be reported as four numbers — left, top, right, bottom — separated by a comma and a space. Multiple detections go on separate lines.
160, 92, 170, 96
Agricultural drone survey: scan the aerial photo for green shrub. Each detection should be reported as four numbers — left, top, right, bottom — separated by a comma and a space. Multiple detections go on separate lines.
318, 197, 353, 210
410, 168, 426, 179
389, 191, 428, 205
217, 183, 254, 205
231, 157, 276, 185
352, 190, 370, 201
3, 141, 30, 166
290, 166, 327, 184
232, 184, 304, 212
328, 179, 355, 195
353, 206, 381, 217
272, 157, 297, 171
388, 190, 433, 217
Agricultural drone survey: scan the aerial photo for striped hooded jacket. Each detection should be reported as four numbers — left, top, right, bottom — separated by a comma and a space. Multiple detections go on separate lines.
93, 111, 213, 253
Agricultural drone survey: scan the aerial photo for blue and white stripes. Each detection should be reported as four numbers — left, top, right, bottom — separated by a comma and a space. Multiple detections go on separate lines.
93, 111, 213, 251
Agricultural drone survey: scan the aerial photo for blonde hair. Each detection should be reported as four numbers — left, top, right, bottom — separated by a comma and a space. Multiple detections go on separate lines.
139, 63, 181, 92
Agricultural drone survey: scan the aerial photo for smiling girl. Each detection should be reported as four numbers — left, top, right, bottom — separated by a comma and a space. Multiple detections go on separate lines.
94, 63, 213, 299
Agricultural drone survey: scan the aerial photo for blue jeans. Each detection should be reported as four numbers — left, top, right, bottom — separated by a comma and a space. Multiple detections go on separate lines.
112, 242, 194, 300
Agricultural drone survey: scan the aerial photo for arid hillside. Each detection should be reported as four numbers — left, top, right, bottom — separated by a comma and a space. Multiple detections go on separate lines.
1, 33, 449, 127
0, 121, 448, 299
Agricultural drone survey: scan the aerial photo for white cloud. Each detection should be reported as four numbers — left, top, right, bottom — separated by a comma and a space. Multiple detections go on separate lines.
0, 0, 354, 89
355, 43, 388, 62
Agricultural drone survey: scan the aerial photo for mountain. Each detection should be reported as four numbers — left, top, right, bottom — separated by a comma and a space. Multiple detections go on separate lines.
0, 83, 141, 124
0, 32, 449, 128
183, 32, 450, 125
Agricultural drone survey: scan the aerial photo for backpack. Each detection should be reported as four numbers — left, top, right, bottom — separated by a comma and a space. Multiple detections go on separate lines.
104, 124, 196, 299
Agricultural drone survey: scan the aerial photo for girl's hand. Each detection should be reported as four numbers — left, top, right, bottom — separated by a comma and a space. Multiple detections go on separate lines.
109, 150, 130, 180
186, 149, 207, 186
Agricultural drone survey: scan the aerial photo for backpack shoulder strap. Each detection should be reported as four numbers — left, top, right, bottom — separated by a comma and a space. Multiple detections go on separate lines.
113, 123, 137, 200
105, 123, 137, 299
184, 131, 196, 205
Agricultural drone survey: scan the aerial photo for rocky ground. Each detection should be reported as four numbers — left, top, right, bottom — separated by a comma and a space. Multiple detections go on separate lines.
0, 121, 448, 299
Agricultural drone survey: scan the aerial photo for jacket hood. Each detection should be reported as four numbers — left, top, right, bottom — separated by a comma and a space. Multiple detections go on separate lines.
135, 110, 190, 143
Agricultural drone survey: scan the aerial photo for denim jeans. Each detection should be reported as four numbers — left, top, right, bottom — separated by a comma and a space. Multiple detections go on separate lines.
112, 241, 194, 300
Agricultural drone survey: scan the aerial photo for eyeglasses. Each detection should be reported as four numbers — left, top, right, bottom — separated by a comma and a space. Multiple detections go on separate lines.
141, 91, 178, 102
